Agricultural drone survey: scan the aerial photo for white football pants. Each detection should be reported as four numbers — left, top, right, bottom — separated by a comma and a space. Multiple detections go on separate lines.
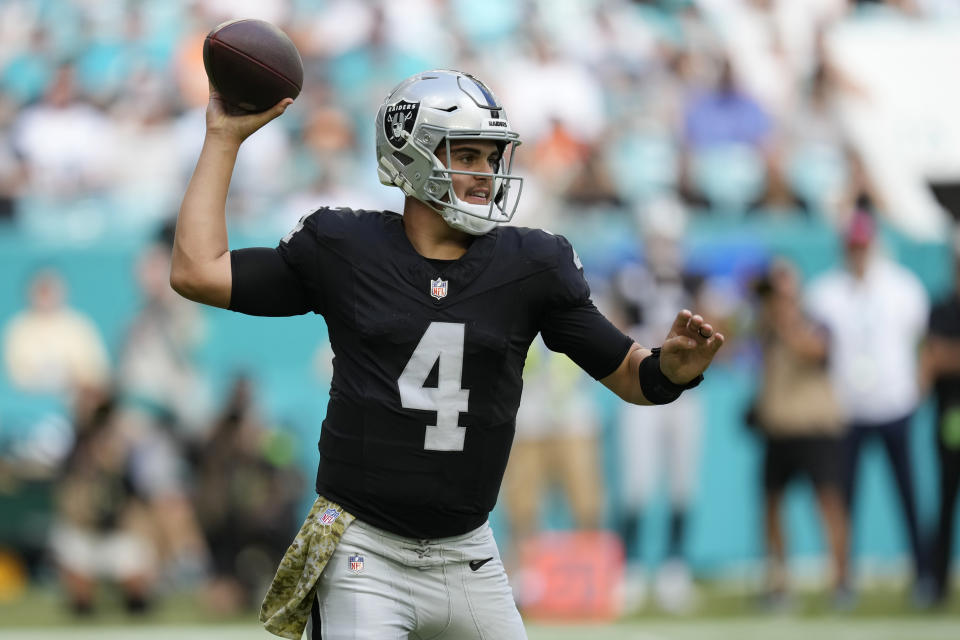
311, 518, 526, 640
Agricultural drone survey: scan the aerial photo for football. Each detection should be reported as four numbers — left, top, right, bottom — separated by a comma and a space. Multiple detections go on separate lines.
202, 18, 303, 113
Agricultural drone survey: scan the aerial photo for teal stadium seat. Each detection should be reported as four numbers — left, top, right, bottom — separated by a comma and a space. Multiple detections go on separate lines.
690, 144, 767, 216
609, 131, 679, 204
788, 143, 850, 215
450, 0, 524, 44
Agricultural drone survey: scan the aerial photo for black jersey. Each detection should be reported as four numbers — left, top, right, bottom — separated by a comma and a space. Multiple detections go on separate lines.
231, 208, 632, 538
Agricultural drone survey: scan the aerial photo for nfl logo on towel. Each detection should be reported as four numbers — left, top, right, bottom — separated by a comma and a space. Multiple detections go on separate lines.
430, 278, 448, 300
319, 507, 340, 525
348, 554, 364, 574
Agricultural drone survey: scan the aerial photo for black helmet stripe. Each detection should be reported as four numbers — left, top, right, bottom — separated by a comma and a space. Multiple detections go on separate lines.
471, 78, 497, 108
457, 74, 501, 115
470, 78, 500, 118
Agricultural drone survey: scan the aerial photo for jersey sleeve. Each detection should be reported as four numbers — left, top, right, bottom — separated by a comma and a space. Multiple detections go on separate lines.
539, 234, 634, 380
228, 210, 326, 316
229, 247, 313, 316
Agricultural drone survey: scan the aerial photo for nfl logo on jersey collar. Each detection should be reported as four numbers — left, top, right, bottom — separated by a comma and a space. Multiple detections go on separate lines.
430, 277, 448, 300
348, 554, 364, 574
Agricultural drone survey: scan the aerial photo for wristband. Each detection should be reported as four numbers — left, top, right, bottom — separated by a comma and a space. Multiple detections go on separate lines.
638, 347, 703, 405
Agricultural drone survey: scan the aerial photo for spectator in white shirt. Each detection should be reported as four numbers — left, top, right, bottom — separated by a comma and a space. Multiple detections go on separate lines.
806, 206, 931, 602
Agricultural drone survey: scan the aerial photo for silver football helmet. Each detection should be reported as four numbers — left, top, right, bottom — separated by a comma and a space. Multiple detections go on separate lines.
376, 69, 523, 235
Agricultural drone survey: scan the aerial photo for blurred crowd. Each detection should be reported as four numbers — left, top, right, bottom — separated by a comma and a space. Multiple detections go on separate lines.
1, 224, 305, 616
1, 0, 957, 243
508, 207, 960, 616
1, 0, 960, 622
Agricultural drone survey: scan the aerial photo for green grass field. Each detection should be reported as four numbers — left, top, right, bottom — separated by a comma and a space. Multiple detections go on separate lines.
2, 583, 959, 640
3, 618, 960, 640
2, 619, 960, 640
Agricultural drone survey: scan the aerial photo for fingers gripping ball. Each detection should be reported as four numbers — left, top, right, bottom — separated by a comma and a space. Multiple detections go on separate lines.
203, 19, 303, 113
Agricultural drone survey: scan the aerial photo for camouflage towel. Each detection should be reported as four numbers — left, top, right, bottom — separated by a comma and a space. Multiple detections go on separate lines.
260, 496, 355, 639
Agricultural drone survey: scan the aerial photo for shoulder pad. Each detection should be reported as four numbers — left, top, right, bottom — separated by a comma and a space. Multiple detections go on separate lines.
297, 207, 396, 241
497, 226, 572, 267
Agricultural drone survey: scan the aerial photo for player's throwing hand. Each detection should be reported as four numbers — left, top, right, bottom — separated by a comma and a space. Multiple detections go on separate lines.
205, 84, 293, 146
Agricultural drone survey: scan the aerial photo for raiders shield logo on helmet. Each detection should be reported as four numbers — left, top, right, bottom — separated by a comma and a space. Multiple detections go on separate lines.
384, 100, 420, 149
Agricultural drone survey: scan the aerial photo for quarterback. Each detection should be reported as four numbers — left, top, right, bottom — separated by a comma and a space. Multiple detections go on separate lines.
171, 70, 724, 639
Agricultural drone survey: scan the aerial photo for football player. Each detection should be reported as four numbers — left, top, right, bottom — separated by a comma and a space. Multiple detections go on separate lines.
171, 69, 724, 639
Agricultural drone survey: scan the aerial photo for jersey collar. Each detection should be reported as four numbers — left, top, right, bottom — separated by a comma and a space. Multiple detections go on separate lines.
384, 212, 499, 305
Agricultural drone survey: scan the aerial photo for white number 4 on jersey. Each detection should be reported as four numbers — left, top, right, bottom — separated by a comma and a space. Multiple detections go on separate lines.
398, 322, 470, 451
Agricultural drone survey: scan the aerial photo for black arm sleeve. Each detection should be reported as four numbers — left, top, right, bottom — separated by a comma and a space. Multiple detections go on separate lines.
538, 233, 633, 379
541, 301, 634, 380
228, 247, 313, 317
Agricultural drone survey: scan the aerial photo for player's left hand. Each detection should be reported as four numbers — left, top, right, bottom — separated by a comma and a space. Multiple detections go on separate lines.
659, 309, 725, 385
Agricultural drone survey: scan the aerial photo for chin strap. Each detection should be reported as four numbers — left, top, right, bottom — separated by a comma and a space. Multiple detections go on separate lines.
378, 158, 418, 198
439, 207, 497, 235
